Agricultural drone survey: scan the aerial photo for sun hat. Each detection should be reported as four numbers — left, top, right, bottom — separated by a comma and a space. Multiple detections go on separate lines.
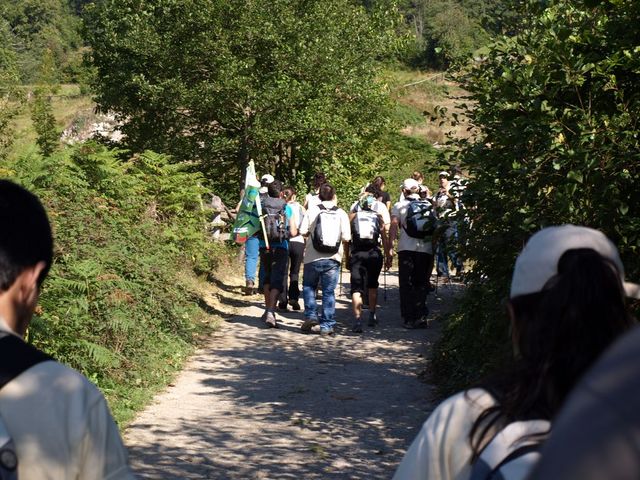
510, 225, 640, 299
402, 178, 420, 192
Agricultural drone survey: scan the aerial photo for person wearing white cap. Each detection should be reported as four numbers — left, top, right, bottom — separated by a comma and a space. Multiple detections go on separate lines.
386, 178, 435, 328
393, 225, 638, 480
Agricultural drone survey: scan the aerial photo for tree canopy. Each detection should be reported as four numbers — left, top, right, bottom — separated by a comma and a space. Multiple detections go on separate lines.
84, 0, 402, 200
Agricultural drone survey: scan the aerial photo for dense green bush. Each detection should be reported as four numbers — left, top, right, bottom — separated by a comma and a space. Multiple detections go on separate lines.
435, 0, 640, 393
6, 143, 226, 423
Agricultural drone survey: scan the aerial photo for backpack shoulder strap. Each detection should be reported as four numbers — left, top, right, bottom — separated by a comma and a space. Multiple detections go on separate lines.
0, 333, 52, 390
470, 420, 549, 480
318, 204, 326, 211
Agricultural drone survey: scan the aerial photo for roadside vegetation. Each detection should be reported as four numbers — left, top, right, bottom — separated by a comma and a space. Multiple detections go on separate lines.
7, 0, 637, 424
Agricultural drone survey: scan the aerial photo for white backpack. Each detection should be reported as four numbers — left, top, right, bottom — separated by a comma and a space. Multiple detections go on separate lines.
469, 420, 550, 480
311, 205, 342, 253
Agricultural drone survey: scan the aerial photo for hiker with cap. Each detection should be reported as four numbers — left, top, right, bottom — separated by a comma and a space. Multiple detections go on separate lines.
299, 183, 351, 336
0, 180, 134, 479
393, 224, 637, 480
240, 173, 275, 295
387, 178, 437, 329
434, 170, 463, 278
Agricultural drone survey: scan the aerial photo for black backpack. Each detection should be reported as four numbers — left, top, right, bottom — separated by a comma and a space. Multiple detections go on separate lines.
404, 199, 437, 239
261, 197, 289, 244
351, 205, 381, 250
312, 205, 342, 254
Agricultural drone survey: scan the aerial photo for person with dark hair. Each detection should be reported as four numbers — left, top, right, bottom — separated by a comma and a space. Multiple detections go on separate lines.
0, 180, 134, 478
304, 172, 328, 210
346, 184, 390, 332
371, 175, 392, 211
258, 180, 298, 327
299, 183, 351, 335
277, 186, 306, 311
528, 323, 640, 480
393, 225, 638, 480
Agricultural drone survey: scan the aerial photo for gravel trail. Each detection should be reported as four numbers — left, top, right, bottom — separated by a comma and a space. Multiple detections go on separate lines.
125, 270, 463, 479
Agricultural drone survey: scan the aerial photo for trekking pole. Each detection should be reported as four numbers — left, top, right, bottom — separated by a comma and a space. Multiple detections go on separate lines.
383, 266, 387, 302
339, 262, 343, 298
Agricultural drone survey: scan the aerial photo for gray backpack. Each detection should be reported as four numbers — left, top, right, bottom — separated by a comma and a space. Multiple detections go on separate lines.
0, 333, 52, 479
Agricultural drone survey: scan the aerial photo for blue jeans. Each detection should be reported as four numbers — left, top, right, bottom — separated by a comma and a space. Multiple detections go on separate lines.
437, 223, 461, 276
244, 236, 260, 282
302, 259, 340, 331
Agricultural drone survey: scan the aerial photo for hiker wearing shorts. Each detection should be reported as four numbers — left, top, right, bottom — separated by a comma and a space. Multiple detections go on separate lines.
258, 180, 298, 328
346, 184, 390, 333
386, 178, 434, 329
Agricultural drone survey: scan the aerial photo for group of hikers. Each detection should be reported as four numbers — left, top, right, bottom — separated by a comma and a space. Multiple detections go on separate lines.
242, 169, 467, 334
2, 178, 640, 479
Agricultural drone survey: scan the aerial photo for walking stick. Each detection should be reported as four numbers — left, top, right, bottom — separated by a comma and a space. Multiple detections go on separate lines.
383, 266, 387, 302
339, 262, 343, 298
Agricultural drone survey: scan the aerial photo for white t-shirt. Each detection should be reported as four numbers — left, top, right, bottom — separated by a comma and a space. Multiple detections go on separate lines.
393, 389, 497, 480
300, 201, 351, 263
305, 192, 321, 211
391, 196, 434, 254
0, 322, 134, 480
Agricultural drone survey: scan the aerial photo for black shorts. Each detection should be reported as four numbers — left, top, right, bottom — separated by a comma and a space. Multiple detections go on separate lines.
259, 247, 288, 292
350, 248, 383, 295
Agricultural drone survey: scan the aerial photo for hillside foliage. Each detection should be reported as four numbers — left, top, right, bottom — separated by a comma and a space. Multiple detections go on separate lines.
433, 0, 640, 391
5, 144, 226, 423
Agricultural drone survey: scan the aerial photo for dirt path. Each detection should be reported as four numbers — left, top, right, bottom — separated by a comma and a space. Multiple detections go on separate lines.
124, 270, 464, 479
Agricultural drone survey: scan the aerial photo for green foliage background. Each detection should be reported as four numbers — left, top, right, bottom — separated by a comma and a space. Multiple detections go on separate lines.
434, 0, 640, 392
4, 144, 227, 423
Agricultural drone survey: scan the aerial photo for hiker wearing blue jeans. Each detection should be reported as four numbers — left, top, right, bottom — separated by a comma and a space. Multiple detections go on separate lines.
244, 235, 259, 294
299, 183, 351, 335
302, 259, 340, 331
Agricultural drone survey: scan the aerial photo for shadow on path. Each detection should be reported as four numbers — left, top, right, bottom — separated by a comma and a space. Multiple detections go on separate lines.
125, 270, 463, 479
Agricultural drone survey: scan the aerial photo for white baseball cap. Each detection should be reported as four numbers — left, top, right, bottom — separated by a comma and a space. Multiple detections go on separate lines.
438, 171, 449, 177
510, 225, 640, 299
402, 178, 420, 191
260, 174, 274, 184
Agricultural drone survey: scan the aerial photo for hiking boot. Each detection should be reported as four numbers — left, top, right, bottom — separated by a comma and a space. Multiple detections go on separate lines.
277, 301, 288, 311
288, 299, 301, 311
264, 311, 277, 328
301, 319, 318, 333
368, 311, 378, 327
309, 324, 322, 334
320, 327, 335, 336
244, 280, 255, 296
352, 319, 363, 333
